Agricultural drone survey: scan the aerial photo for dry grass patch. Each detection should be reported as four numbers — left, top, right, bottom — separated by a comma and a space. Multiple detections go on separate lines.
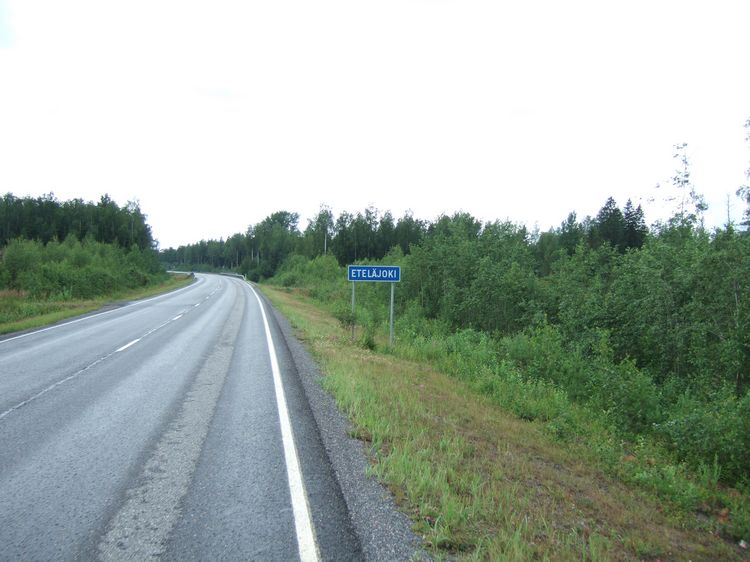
263, 285, 747, 561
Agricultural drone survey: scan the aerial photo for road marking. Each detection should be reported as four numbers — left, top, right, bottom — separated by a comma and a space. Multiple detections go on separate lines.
0, 276, 201, 346
98, 283, 245, 560
116, 339, 140, 353
113, 309, 187, 353
249, 284, 320, 562
0, 356, 108, 421
1, 303, 190, 421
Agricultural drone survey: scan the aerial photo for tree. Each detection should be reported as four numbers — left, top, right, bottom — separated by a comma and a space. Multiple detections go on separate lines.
429, 212, 481, 240
331, 211, 355, 265
376, 211, 396, 258
623, 199, 648, 250
405, 212, 483, 324
558, 212, 583, 255
393, 211, 425, 255
251, 211, 301, 278
589, 197, 625, 251
303, 205, 334, 258
534, 230, 561, 276
670, 143, 707, 227
737, 117, 750, 228
123, 200, 154, 250
223, 233, 246, 268
353, 206, 379, 260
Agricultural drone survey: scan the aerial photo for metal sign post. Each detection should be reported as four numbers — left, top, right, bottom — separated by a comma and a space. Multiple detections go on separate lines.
347, 265, 401, 348
351, 281, 356, 340
389, 283, 395, 347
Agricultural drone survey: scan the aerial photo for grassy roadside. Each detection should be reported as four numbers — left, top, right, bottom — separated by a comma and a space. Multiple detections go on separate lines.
262, 285, 748, 561
0, 273, 194, 335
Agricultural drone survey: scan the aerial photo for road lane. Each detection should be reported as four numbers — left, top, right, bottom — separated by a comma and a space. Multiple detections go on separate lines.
0, 274, 213, 417
0, 274, 362, 560
98, 281, 247, 560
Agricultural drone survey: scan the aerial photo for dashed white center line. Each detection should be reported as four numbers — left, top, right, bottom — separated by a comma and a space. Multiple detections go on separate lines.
97, 293, 244, 560
0, 356, 109, 421
0, 277, 199, 346
116, 339, 141, 353
0, 295, 205, 422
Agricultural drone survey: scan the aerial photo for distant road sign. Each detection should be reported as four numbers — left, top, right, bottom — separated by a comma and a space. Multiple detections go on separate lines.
347, 265, 401, 283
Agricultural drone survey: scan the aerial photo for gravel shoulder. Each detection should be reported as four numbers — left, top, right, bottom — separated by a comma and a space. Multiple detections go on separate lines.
267, 300, 428, 561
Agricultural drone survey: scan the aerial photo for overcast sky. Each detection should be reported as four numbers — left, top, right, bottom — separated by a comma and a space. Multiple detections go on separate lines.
1, 0, 748, 248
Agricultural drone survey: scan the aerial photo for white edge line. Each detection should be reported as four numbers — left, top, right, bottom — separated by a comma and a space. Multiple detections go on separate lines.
249, 284, 320, 562
0, 275, 202, 346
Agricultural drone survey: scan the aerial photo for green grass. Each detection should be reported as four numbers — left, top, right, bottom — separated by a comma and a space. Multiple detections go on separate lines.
263, 285, 748, 561
0, 273, 194, 335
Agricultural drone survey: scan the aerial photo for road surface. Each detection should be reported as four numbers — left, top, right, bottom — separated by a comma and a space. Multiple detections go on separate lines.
0, 274, 383, 560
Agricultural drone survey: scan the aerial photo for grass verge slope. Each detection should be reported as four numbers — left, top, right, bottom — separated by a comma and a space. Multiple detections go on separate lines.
262, 285, 748, 562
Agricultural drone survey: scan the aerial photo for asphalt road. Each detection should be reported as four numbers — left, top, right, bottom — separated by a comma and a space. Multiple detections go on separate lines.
0, 274, 418, 561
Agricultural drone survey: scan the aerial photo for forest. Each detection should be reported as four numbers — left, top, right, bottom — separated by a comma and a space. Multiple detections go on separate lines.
161, 148, 750, 513
0, 193, 165, 302
0, 193, 156, 250
158, 206, 428, 278
174, 190, 749, 538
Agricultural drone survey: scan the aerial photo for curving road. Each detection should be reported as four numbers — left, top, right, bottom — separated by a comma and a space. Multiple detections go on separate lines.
0, 274, 363, 561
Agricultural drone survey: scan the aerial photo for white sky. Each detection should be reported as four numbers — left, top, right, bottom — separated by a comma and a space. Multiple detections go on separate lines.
1, 0, 748, 248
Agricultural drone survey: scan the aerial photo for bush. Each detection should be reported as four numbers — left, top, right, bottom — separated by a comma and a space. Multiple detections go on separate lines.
1, 237, 165, 301
587, 359, 663, 435
657, 387, 750, 485
3, 239, 42, 288
70, 266, 112, 298
501, 324, 590, 401
272, 255, 346, 299
332, 301, 355, 329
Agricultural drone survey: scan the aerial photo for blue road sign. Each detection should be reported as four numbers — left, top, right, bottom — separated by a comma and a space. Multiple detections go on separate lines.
347, 265, 401, 283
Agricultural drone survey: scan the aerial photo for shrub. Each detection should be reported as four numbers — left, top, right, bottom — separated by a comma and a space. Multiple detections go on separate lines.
1, 236, 165, 301
332, 301, 355, 329
3, 239, 42, 288
586, 359, 663, 435
501, 324, 591, 401
657, 387, 750, 485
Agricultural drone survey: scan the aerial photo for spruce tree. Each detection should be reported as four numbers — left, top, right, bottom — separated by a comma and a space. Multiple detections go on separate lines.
591, 197, 625, 251
623, 199, 648, 249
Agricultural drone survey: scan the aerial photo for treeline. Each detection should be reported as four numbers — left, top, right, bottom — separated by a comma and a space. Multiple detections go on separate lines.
160, 207, 427, 278
261, 202, 748, 394
162, 193, 749, 402
0, 194, 165, 300
269, 208, 750, 491
160, 197, 648, 281
0, 193, 155, 250
404, 211, 750, 395
197, 195, 750, 493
